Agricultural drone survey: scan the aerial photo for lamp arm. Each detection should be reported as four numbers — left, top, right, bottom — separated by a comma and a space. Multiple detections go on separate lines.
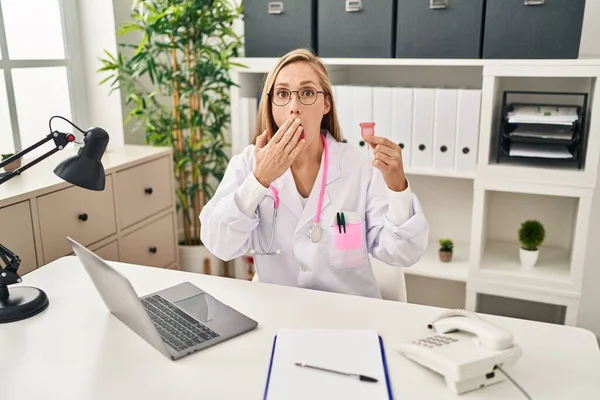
0, 242, 21, 297
0, 131, 76, 186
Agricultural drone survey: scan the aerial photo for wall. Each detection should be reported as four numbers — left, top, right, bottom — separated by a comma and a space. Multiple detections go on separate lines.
74, 0, 124, 149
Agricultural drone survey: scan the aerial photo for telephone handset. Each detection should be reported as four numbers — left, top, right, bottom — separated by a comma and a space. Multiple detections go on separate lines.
396, 309, 525, 396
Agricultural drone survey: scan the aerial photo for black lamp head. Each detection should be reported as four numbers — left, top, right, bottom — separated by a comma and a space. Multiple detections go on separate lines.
53, 127, 109, 191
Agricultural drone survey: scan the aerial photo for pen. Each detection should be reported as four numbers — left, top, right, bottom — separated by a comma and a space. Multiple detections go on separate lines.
336, 212, 342, 233
294, 362, 378, 383
340, 212, 346, 234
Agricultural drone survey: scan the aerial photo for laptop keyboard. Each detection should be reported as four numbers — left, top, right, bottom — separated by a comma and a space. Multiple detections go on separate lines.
141, 294, 220, 352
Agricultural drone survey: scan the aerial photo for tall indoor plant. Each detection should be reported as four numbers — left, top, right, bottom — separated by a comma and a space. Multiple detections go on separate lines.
98, 0, 243, 275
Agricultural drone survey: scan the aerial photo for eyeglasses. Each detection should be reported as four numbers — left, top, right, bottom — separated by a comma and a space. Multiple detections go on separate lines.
269, 87, 325, 106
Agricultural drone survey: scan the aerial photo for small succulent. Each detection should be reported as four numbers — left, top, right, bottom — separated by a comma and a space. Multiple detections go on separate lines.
518, 220, 545, 251
439, 239, 453, 252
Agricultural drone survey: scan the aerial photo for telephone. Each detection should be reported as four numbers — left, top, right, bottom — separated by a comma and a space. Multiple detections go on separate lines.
395, 309, 524, 396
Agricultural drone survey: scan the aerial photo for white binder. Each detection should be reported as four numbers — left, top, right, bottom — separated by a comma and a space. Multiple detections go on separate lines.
411, 88, 435, 169
372, 87, 393, 140
351, 85, 373, 148
433, 89, 458, 171
455, 89, 481, 172
391, 88, 413, 168
334, 85, 354, 145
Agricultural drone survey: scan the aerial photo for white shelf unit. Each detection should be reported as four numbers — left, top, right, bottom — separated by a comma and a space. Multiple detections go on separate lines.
228, 57, 600, 327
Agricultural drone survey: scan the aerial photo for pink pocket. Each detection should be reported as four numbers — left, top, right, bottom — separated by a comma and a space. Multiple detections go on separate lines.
334, 223, 363, 250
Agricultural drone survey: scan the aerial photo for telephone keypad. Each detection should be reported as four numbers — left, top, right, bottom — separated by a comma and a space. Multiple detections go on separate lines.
413, 335, 458, 348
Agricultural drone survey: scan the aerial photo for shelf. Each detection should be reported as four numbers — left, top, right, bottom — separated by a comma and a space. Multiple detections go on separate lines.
477, 240, 572, 291
406, 168, 475, 180
232, 57, 600, 73
403, 240, 469, 283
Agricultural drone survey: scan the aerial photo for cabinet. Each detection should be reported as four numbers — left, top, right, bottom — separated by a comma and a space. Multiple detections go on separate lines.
0, 145, 179, 275
228, 57, 600, 328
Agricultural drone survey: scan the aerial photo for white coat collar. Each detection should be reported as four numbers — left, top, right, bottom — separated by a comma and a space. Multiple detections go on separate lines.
270, 131, 341, 231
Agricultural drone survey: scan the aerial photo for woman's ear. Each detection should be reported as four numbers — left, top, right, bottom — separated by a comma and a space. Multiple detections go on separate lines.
324, 94, 332, 115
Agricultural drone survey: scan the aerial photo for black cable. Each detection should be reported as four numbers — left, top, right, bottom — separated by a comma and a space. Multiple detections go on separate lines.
497, 366, 532, 400
48, 115, 85, 135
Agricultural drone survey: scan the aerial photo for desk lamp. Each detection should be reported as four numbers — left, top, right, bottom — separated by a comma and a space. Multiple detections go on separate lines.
0, 116, 109, 323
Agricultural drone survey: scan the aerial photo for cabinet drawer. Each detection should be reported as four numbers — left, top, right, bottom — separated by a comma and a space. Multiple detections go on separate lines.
483, 0, 586, 59
396, 0, 484, 59
0, 201, 37, 275
121, 213, 176, 268
115, 156, 173, 229
91, 240, 119, 262
318, 0, 395, 58
37, 175, 117, 264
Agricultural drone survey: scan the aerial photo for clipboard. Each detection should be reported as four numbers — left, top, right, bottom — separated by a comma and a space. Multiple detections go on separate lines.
263, 329, 394, 400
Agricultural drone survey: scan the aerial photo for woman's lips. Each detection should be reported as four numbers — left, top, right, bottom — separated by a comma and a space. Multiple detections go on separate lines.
300, 132, 305, 140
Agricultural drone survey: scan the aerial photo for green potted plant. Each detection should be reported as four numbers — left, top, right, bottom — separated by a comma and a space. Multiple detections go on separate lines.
1, 153, 21, 172
97, 0, 243, 276
439, 239, 453, 262
518, 220, 545, 269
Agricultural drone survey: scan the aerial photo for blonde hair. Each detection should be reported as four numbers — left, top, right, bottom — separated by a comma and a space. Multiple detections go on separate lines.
252, 48, 342, 144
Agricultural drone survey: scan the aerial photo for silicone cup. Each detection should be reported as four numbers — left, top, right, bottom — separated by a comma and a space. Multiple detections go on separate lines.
359, 122, 376, 138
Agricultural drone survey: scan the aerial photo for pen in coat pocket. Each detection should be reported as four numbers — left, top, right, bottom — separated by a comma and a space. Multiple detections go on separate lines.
336, 212, 342, 233
340, 212, 346, 234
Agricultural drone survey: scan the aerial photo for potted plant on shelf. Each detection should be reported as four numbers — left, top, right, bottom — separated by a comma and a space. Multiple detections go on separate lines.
1, 153, 21, 172
439, 239, 453, 262
518, 220, 545, 269
97, 0, 243, 276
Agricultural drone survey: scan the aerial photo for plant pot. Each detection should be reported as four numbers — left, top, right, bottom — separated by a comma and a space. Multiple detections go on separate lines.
519, 247, 539, 269
178, 244, 223, 276
439, 250, 453, 262
2, 158, 21, 172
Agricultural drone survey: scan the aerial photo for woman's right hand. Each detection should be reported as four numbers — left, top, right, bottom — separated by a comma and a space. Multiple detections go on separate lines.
253, 117, 305, 188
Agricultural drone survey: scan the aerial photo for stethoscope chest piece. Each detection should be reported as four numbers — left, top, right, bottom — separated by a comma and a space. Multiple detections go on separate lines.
307, 224, 323, 243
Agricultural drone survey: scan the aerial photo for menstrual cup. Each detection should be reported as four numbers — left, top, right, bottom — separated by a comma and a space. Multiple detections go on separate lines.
360, 122, 375, 161
360, 122, 375, 138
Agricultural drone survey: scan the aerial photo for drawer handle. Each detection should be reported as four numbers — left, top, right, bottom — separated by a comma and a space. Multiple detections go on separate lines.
144, 187, 153, 195
78, 213, 88, 222
419, 144, 426, 151
267, 2, 283, 15
345, 0, 362, 12
462, 147, 470, 154
440, 145, 448, 153
399, 143, 404, 149
524, 0, 544, 5
430, 0, 448, 10
149, 246, 157, 254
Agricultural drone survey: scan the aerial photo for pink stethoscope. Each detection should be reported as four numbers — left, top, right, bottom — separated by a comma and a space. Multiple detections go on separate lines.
251, 133, 329, 256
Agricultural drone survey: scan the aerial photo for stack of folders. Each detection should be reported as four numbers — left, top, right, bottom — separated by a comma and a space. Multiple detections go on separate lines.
263, 329, 394, 400
332, 85, 481, 174
238, 86, 482, 174
498, 103, 583, 168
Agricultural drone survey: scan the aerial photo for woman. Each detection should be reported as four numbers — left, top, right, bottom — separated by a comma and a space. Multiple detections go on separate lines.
200, 48, 429, 298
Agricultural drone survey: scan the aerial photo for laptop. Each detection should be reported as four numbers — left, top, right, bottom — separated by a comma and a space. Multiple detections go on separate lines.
67, 237, 258, 360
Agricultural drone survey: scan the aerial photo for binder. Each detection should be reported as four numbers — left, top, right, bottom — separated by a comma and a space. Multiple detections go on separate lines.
391, 88, 413, 168
334, 85, 355, 144
351, 85, 373, 148
372, 86, 393, 140
263, 329, 394, 400
433, 89, 458, 171
411, 88, 436, 169
455, 89, 481, 172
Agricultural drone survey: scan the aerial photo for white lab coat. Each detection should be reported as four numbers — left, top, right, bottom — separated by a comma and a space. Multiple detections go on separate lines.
200, 132, 429, 298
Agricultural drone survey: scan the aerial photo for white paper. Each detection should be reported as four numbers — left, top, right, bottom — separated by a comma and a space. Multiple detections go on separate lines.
507, 105, 579, 125
509, 125, 574, 140
265, 329, 390, 400
509, 143, 573, 159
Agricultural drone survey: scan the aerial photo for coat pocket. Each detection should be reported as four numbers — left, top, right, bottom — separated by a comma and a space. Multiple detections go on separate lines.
328, 220, 367, 270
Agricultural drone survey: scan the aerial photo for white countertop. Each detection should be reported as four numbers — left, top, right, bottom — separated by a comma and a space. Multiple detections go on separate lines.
3, 256, 599, 400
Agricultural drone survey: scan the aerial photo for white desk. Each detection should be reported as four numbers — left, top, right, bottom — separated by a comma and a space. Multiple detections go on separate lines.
3, 256, 599, 399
